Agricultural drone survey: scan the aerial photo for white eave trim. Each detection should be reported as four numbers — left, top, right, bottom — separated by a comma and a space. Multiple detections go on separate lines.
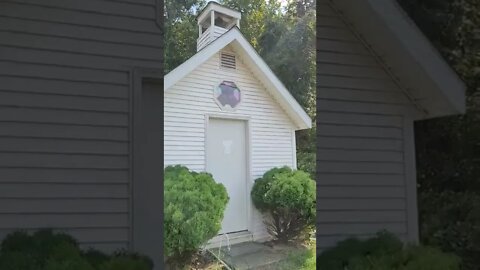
370, 0, 466, 115
164, 28, 312, 130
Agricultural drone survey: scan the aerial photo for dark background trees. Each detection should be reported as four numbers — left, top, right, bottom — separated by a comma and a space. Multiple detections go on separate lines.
397, 0, 480, 268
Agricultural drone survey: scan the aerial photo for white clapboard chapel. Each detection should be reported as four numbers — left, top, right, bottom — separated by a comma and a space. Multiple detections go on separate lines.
164, 1, 312, 246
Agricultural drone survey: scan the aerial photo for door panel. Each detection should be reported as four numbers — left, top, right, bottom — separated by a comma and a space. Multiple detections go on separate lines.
206, 118, 248, 234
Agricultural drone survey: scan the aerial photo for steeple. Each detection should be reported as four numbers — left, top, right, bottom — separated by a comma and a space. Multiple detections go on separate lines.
196, 2, 241, 51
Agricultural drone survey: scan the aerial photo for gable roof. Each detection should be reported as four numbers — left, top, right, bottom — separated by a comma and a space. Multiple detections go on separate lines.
165, 27, 312, 130
331, 0, 466, 119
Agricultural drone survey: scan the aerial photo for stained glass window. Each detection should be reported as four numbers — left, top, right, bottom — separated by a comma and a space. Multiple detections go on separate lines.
214, 81, 241, 110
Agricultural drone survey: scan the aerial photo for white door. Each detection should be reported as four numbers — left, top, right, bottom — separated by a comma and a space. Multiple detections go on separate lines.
206, 118, 248, 234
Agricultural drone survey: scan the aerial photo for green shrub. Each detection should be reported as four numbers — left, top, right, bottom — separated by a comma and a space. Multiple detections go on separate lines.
0, 230, 152, 270
44, 258, 94, 270
317, 231, 461, 270
419, 190, 480, 269
0, 252, 37, 270
31, 229, 79, 256
0, 231, 34, 253
99, 257, 151, 270
251, 166, 316, 242
82, 249, 110, 269
111, 249, 153, 269
164, 165, 229, 268
0, 229, 81, 269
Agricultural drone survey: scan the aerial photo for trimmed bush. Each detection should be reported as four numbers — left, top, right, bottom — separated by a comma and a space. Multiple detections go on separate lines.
164, 165, 229, 268
317, 231, 461, 270
0, 229, 153, 270
0, 251, 37, 270
82, 249, 110, 269
44, 258, 94, 270
44, 242, 93, 270
251, 166, 316, 242
0, 229, 81, 270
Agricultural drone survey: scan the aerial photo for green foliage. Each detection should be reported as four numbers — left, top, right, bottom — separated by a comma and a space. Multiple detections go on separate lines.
317, 231, 461, 270
164, 165, 229, 267
32, 229, 79, 262
0, 229, 80, 269
262, 9, 316, 116
347, 246, 460, 270
318, 231, 404, 269
82, 249, 110, 269
419, 190, 480, 269
0, 252, 37, 270
296, 151, 315, 179
251, 166, 316, 241
275, 239, 316, 270
0, 230, 152, 270
164, 0, 206, 73
98, 257, 151, 270
251, 166, 292, 211
0, 231, 34, 253
112, 249, 153, 267
220, 0, 270, 49
44, 257, 94, 270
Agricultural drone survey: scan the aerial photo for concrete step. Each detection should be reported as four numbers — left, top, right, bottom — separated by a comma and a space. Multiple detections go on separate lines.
205, 231, 254, 249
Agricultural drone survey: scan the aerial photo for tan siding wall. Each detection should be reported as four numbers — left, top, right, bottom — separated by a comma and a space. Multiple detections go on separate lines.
317, 1, 417, 249
164, 46, 297, 240
0, 0, 162, 253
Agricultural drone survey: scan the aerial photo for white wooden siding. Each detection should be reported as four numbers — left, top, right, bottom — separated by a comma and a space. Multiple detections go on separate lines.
164, 46, 297, 240
317, 0, 418, 249
197, 26, 228, 51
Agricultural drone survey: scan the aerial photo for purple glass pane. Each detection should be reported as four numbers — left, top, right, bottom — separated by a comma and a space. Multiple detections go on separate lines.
216, 81, 241, 108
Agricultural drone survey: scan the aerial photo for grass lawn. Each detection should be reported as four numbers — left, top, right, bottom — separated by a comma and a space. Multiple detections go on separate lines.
261, 238, 316, 270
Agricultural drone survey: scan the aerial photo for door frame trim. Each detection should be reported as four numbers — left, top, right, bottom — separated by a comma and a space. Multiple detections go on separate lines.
130, 67, 163, 269
204, 113, 253, 234
130, 67, 164, 249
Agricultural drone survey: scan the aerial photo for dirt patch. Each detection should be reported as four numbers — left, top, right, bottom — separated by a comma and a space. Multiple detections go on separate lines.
189, 250, 226, 270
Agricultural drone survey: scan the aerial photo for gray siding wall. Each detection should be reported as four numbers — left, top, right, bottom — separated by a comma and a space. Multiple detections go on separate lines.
0, 0, 162, 252
317, 1, 419, 250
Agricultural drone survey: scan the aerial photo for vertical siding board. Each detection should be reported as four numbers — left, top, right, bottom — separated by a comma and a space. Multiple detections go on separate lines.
403, 118, 420, 243
0, 0, 162, 252
317, 2, 417, 250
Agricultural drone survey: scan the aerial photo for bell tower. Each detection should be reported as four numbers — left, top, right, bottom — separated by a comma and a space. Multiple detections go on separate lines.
196, 2, 241, 51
